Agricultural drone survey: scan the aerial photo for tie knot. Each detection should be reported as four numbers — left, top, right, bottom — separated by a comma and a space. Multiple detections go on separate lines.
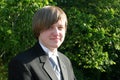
49, 57, 56, 67
49, 57, 60, 71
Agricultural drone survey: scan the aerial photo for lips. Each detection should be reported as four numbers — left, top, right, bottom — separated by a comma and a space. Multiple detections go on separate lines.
50, 37, 60, 42
51, 38, 59, 40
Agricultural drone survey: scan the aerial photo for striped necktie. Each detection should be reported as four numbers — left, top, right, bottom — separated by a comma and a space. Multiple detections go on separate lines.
49, 57, 61, 80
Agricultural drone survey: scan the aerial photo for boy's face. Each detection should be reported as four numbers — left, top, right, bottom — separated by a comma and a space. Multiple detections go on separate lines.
39, 19, 66, 51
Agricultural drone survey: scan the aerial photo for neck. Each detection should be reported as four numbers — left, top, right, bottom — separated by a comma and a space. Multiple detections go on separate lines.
39, 40, 57, 54
49, 48, 57, 53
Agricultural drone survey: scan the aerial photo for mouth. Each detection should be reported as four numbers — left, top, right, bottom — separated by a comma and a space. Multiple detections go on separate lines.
50, 38, 60, 42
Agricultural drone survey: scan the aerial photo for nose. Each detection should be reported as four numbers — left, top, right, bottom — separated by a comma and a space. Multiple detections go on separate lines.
53, 27, 59, 36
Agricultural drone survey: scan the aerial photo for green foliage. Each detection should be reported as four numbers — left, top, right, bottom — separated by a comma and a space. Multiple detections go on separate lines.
58, 0, 120, 79
0, 0, 120, 80
61, 6, 118, 72
0, 0, 56, 60
0, 0, 55, 80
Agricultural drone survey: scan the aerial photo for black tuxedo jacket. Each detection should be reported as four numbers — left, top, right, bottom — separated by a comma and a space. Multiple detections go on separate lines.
8, 42, 76, 80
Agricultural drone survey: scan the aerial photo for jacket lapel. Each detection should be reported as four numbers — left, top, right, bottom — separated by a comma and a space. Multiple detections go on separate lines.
58, 55, 68, 80
34, 42, 68, 80
40, 55, 58, 80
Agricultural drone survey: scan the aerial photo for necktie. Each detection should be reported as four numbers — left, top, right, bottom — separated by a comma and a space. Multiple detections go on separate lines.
49, 57, 61, 80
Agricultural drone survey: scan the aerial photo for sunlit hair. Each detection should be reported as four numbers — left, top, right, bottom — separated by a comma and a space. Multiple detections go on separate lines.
32, 6, 68, 39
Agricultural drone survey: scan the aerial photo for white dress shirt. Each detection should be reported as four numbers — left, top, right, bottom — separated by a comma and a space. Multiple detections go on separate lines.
39, 41, 61, 80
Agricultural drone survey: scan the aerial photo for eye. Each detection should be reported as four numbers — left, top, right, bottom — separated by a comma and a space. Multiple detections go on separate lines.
58, 26, 64, 30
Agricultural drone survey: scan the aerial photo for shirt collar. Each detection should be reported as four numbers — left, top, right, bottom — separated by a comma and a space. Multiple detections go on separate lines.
39, 41, 58, 58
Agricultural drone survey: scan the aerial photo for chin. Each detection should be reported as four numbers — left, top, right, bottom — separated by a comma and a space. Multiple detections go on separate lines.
50, 42, 62, 48
51, 45, 60, 48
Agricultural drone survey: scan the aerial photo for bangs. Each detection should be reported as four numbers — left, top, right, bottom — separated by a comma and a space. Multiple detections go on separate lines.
42, 6, 67, 30
32, 6, 67, 39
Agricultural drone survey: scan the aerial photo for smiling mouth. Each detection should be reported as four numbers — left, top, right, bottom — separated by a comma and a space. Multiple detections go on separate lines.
50, 38, 60, 41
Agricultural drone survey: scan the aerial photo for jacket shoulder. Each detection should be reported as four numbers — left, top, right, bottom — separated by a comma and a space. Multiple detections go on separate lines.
10, 42, 45, 64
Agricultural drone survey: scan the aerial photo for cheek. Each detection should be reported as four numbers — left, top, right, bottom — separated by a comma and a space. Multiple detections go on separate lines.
40, 32, 49, 40
61, 32, 66, 39
41, 31, 50, 36
62, 31, 66, 36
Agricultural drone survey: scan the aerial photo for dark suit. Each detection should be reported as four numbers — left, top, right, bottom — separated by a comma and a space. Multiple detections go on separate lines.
8, 42, 76, 80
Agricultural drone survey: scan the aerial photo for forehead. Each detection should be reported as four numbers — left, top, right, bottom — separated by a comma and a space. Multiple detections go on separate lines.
52, 19, 66, 27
